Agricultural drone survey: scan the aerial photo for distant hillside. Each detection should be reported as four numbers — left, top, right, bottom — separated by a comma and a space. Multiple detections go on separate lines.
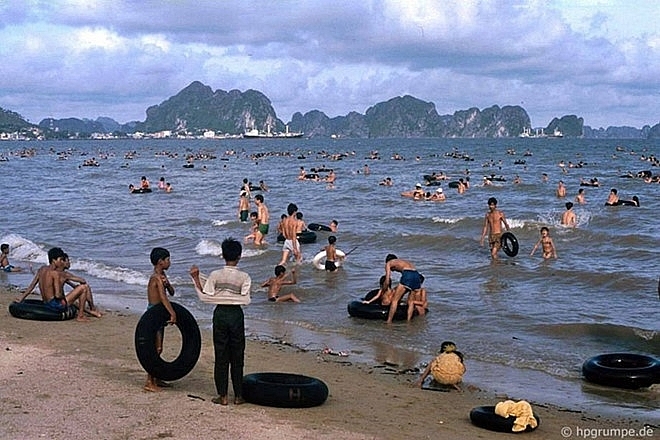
0, 107, 34, 132
2, 81, 659, 139
136, 81, 283, 135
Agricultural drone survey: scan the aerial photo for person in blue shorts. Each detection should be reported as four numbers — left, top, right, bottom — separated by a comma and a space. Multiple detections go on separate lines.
383, 253, 424, 324
1, 243, 22, 272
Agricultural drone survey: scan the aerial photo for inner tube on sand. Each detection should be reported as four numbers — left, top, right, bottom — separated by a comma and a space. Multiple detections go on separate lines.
347, 290, 414, 321
500, 232, 519, 257
582, 353, 660, 389
8, 299, 78, 321
469, 406, 540, 433
134, 302, 202, 382
312, 249, 345, 270
307, 223, 332, 232
242, 372, 329, 408
276, 230, 317, 244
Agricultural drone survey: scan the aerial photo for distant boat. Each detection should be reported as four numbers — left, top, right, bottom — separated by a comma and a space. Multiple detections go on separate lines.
243, 124, 303, 139
548, 127, 564, 138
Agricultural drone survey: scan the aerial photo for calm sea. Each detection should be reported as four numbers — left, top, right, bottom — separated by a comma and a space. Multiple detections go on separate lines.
1, 137, 658, 421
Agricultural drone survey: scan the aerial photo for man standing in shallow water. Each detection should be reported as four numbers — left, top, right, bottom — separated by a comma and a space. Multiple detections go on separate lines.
253, 194, 269, 245
480, 197, 510, 260
383, 254, 424, 324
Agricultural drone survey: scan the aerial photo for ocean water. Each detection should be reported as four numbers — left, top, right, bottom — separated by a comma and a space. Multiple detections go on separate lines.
1, 137, 658, 421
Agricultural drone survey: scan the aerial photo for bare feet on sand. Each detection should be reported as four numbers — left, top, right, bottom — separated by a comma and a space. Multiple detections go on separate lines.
212, 395, 229, 405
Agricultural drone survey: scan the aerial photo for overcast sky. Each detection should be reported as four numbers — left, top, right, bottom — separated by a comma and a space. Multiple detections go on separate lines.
1, 0, 659, 128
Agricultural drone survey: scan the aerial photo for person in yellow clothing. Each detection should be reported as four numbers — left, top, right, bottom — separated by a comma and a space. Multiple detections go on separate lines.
414, 341, 466, 391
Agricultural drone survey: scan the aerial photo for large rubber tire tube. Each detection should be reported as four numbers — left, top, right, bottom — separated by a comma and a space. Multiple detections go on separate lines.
469, 406, 540, 433
8, 299, 78, 321
501, 232, 519, 257
242, 372, 329, 408
134, 302, 201, 382
347, 291, 412, 321
582, 353, 660, 389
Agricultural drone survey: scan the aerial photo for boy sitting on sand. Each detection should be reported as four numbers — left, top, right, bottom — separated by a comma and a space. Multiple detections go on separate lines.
261, 265, 301, 303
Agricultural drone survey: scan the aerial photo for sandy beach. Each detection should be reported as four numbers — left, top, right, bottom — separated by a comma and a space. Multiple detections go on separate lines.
0, 284, 652, 440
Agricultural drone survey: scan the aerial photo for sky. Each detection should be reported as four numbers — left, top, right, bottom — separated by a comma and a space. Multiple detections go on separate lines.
1, 0, 659, 129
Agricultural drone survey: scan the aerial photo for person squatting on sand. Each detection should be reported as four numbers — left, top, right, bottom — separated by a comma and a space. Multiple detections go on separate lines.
415, 341, 466, 391
17, 247, 102, 322
190, 238, 251, 405
143, 247, 177, 392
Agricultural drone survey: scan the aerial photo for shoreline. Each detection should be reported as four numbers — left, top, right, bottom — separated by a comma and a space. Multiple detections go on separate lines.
1, 284, 656, 440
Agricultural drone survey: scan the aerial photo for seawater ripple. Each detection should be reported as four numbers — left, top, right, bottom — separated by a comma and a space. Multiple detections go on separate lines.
1, 137, 659, 420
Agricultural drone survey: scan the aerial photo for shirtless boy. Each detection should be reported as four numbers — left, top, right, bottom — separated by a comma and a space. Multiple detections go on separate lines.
144, 247, 177, 392
18, 247, 97, 322
561, 202, 577, 227
407, 287, 428, 321
278, 203, 302, 265
1, 243, 22, 272
244, 212, 259, 243
530, 227, 558, 259
383, 254, 425, 324
261, 265, 301, 303
480, 197, 510, 260
254, 194, 270, 245
237, 191, 250, 222
323, 236, 343, 272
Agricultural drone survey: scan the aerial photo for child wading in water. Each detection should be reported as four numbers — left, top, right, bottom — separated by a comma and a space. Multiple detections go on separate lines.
144, 247, 177, 392
530, 226, 557, 259
324, 235, 343, 272
261, 265, 301, 302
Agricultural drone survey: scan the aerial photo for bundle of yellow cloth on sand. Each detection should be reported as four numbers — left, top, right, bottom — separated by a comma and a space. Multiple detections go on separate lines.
494, 400, 538, 432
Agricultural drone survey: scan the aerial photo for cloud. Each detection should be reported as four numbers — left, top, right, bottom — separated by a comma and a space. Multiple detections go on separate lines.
0, 0, 659, 128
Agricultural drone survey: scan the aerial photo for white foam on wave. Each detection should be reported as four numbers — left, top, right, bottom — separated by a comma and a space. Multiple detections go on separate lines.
212, 219, 231, 227
0, 234, 48, 264
72, 259, 150, 286
196, 239, 223, 256
195, 239, 267, 259
431, 216, 462, 224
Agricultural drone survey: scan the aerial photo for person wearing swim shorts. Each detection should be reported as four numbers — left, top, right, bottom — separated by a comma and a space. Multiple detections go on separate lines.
261, 265, 300, 303
0, 243, 22, 272
237, 191, 250, 222
254, 194, 269, 245
480, 197, 510, 260
383, 254, 425, 324
278, 203, 302, 265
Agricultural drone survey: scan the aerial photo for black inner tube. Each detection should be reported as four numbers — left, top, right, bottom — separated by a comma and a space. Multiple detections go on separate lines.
134, 302, 201, 381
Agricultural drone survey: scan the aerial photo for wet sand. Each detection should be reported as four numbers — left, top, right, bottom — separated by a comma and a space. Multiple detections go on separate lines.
0, 285, 649, 440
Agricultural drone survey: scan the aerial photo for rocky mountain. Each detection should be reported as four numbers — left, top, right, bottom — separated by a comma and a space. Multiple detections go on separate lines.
583, 125, 652, 139
2, 81, 658, 139
545, 115, 584, 137
0, 107, 34, 132
136, 81, 284, 135
648, 122, 660, 139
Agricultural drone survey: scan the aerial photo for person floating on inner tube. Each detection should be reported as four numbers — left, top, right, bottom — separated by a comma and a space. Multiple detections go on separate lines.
605, 188, 619, 206
480, 197, 510, 260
